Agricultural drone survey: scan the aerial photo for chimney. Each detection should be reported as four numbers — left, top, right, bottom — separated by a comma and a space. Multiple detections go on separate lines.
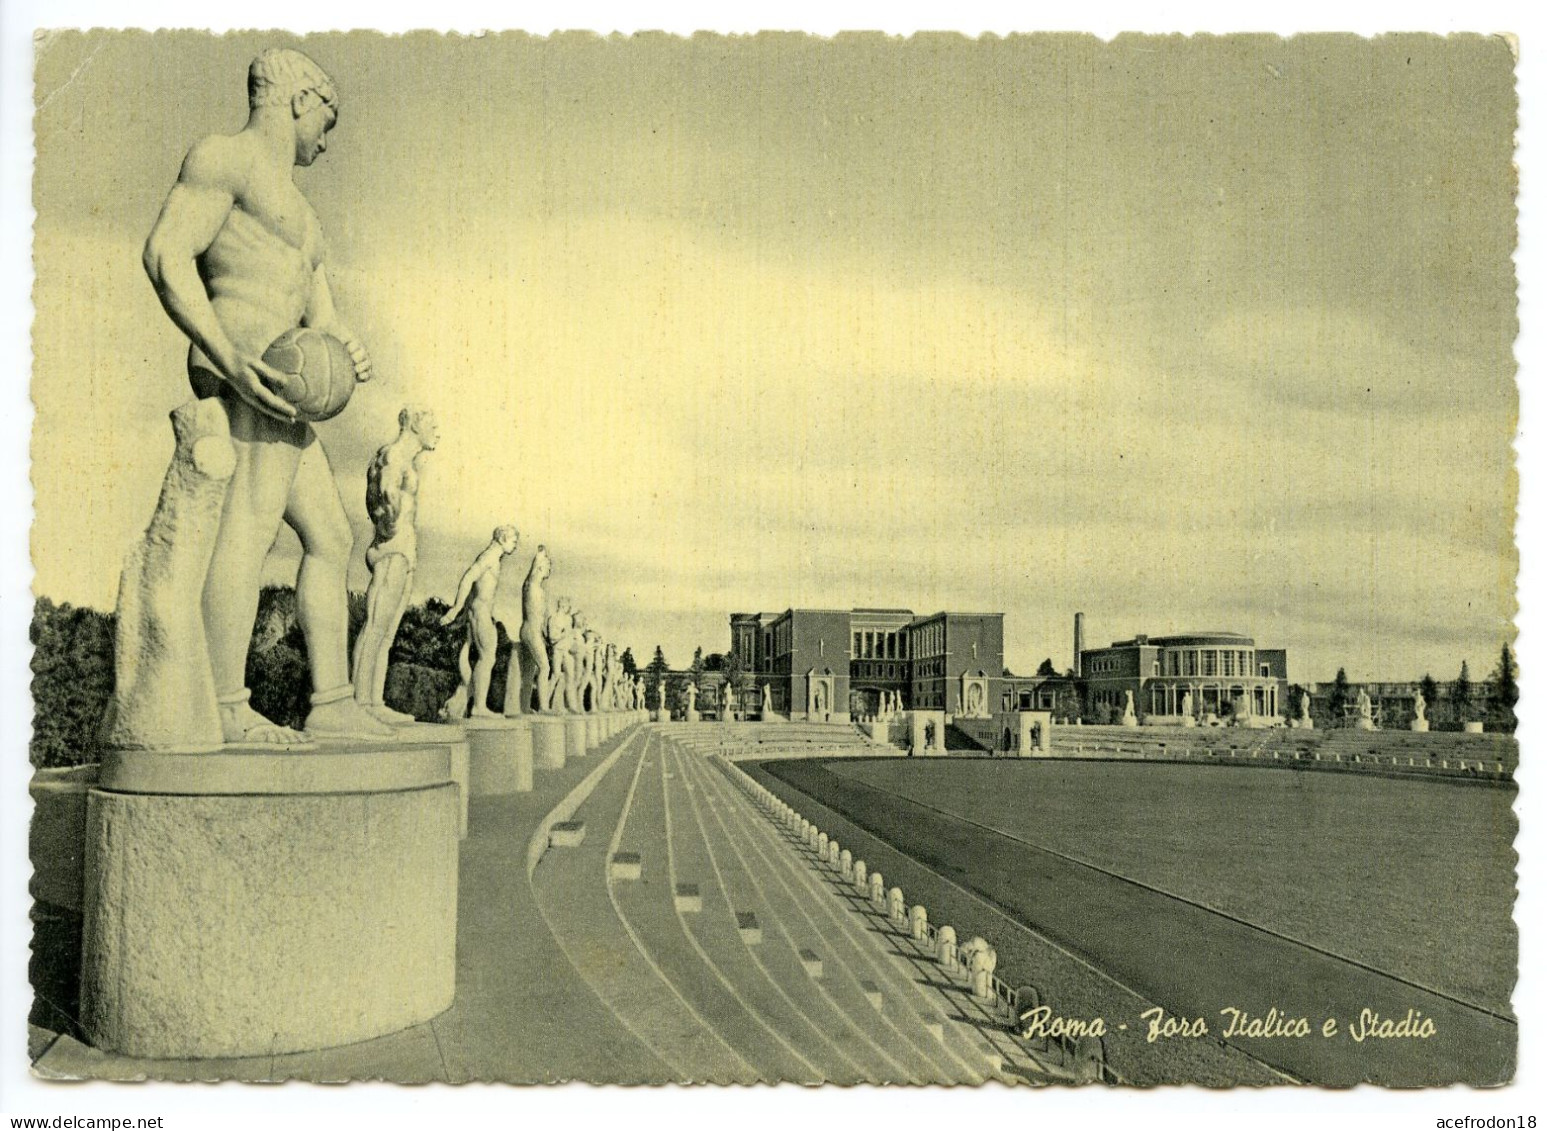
1073, 612, 1085, 677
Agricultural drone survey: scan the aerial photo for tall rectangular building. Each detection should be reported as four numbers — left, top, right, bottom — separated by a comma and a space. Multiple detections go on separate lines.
729, 607, 1007, 722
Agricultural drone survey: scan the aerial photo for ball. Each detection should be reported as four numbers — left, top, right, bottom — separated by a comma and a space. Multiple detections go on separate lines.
261, 327, 357, 422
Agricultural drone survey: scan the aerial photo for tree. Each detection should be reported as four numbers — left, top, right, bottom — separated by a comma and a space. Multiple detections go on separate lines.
702, 651, 726, 672
1326, 668, 1351, 727
645, 645, 669, 682
1489, 643, 1518, 734
1036, 657, 1057, 677
1452, 660, 1474, 726
620, 647, 638, 679
1283, 684, 1308, 725
1419, 673, 1439, 712
723, 647, 745, 692
29, 597, 116, 768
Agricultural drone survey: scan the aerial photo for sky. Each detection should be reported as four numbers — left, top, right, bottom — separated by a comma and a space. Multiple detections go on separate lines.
28, 30, 1518, 682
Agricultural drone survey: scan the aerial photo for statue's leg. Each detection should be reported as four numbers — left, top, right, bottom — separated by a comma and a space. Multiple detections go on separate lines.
354, 554, 415, 723
284, 438, 392, 738
203, 400, 310, 745
469, 611, 498, 716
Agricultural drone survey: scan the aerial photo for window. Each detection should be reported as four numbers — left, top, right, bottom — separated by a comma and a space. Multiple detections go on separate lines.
1223, 651, 1235, 677
1202, 651, 1218, 677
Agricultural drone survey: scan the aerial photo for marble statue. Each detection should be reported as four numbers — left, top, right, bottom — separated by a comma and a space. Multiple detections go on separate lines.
439, 526, 520, 719
574, 619, 599, 712
352, 407, 438, 725
812, 680, 830, 719
1414, 690, 1427, 722
599, 643, 618, 710
510, 546, 551, 715
1357, 689, 1373, 718
99, 401, 236, 750
657, 678, 667, 715
722, 680, 736, 721
142, 48, 383, 743
636, 676, 646, 711
1300, 689, 1313, 721
544, 597, 579, 713
685, 682, 699, 712
1181, 691, 1194, 718
762, 682, 772, 716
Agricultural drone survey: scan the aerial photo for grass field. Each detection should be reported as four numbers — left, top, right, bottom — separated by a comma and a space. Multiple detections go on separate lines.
825, 759, 1517, 1015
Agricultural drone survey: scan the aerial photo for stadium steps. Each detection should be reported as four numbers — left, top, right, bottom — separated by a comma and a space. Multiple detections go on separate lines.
714, 755, 1065, 1082
530, 735, 755, 1082
611, 734, 815, 1082
689, 748, 1042, 1082
672, 743, 983, 1084
665, 744, 919, 1083
658, 738, 889, 1083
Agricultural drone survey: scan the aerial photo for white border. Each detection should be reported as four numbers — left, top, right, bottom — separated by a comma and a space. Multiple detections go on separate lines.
1, 3, 1537, 1127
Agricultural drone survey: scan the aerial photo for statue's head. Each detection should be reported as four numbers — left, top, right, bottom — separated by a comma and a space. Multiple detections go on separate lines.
556, 596, 573, 613
400, 406, 440, 450
493, 525, 520, 553
527, 544, 552, 581
249, 48, 338, 166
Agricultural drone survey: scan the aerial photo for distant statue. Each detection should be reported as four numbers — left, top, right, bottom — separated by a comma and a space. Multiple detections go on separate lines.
508, 546, 551, 715
685, 681, 699, 713
656, 677, 667, 714
1300, 689, 1313, 721
574, 622, 600, 712
964, 679, 986, 717
353, 407, 439, 725
1181, 690, 1194, 717
440, 526, 520, 719
762, 682, 773, 715
722, 680, 736, 721
544, 598, 579, 712
598, 642, 618, 709
1413, 690, 1427, 722
636, 676, 647, 710
813, 680, 830, 719
1357, 689, 1373, 718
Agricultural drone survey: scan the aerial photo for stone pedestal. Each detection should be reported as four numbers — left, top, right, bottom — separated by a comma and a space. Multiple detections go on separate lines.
564, 717, 589, 760
1120, 712, 1138, 728
1016, 710, 1053, 757
1464, 720, 1485, 734
81, 742, 459, 1059
908, 710, 947, 756
685, 708, 700, 723
529, 716, 567, 769
1411, 719, 1430, 733
584, 714, 603, 750
1354, 716, 1376, 731
464, 717, 533, 795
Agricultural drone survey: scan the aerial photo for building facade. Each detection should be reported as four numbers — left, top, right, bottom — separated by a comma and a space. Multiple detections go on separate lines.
1080, 628, 1290, 725
729, 607, 1016, 722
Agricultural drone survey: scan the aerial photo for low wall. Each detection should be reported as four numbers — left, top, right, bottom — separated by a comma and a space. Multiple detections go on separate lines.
1048, 725, 1516, 779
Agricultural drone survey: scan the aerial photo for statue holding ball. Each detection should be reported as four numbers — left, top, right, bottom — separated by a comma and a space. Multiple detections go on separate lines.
142, 48, 386, 743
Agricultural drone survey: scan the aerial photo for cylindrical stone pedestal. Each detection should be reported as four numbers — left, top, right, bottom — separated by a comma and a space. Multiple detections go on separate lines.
465, 717, 534, 795
564, 717, 589, 760
584, 714, 603, 750
530, 716, 567, 770
82, 742, 460, 1059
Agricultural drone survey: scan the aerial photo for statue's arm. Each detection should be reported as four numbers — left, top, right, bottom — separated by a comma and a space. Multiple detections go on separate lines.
440, 547, 497, 624
143, 139, 296, 420
145, 138, 295, 420
303, 265, 373, 382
